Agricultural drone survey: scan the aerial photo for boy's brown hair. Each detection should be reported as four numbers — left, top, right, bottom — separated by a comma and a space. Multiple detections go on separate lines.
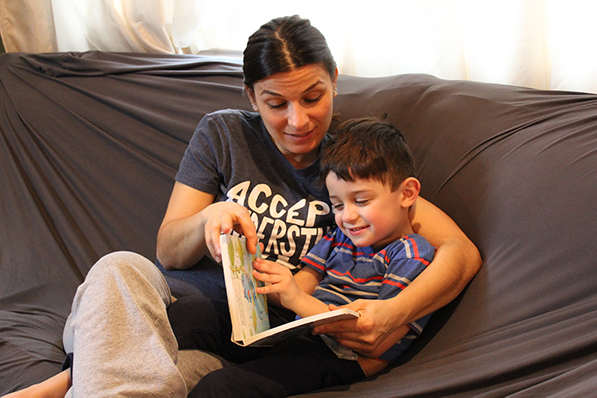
321, 117, 416, 191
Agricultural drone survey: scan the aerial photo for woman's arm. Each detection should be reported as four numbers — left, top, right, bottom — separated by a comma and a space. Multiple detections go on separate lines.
313, 197, 482, 355
156, 182, 258, 270
399, 196, 482, 320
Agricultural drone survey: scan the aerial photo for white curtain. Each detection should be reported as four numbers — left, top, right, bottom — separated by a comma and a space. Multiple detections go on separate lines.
1, 0, 596, 93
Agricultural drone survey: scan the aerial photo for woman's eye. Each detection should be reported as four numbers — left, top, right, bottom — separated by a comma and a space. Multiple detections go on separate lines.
267, 102, 286, 109
305, 95, 322, 103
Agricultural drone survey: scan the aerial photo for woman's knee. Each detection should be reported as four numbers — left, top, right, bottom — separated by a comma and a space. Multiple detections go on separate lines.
90, 251, 154, 274
85, 251, 171, 305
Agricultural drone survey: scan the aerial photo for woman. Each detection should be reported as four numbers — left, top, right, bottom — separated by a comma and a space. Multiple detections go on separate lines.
4, 15, 481, 398
157, 14, 480, 360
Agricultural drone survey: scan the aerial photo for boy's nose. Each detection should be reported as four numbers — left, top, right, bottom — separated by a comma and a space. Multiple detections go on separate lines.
342, 204, 358, 224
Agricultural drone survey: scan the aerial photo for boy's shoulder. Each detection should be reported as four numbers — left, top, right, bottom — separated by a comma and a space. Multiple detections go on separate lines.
384, 234, 435, 263
308, 229, 435, 263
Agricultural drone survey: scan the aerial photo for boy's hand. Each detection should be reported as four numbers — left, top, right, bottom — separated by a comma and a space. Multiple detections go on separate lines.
252, 258, 305, 311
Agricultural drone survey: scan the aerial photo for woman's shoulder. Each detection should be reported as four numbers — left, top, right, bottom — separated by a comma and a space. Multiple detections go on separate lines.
203, 109, 261, 125
192, 109, 262, 141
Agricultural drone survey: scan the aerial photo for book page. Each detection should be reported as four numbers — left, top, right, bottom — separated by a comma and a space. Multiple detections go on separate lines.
241, 308, 360, 347
220, 233, 269, 342
220, 233, 360, 348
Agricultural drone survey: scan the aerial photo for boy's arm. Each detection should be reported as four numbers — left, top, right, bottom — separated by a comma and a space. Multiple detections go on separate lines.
253, 259, 328, 318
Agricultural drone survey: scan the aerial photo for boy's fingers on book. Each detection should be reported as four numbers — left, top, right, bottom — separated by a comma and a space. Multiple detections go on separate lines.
253, 268, 271, 282
253, 258, 285, 275
254, 282, 280, 295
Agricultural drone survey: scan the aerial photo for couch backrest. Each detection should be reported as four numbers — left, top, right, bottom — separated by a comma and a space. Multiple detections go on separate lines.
331, 73, 597, 396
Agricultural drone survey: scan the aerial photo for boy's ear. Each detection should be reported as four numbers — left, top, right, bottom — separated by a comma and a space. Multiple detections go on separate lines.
401, 177, 421, 208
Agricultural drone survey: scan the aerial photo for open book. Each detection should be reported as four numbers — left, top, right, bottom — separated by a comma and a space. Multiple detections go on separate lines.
220, 232, 360, 347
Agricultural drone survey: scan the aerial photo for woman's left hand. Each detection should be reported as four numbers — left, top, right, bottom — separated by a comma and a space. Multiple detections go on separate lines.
312, 300, 399, 356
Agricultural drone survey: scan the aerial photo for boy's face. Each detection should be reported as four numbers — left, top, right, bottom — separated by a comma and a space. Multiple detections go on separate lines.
326, 172, 412, 249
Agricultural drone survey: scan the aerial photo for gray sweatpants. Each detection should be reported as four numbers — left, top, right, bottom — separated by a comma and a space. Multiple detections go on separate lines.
62, 251, 225, 397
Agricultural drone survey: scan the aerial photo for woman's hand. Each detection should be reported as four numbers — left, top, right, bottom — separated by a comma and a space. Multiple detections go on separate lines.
157, 182, 257, 269
201, 201, 258, 263
312, 300, 399, 357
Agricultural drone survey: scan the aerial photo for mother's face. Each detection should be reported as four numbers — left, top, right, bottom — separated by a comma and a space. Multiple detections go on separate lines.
248, 64, 338, 169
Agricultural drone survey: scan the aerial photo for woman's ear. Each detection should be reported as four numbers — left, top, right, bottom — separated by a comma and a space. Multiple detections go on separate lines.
332, 68, 339, 95
401, 177, 421, 208
245, 85, 258, 111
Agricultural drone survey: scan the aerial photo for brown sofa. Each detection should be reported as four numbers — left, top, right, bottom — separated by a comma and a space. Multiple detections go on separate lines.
1, 51, 595, 396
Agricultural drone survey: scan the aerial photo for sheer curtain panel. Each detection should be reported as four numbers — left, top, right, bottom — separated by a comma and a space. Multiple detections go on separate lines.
1, 0, 596, 92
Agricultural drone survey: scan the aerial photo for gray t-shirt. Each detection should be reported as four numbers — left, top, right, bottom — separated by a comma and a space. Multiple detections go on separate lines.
176, 109, 334, 268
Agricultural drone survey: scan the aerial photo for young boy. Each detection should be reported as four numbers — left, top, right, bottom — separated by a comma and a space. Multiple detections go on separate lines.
170, 117, 436, 397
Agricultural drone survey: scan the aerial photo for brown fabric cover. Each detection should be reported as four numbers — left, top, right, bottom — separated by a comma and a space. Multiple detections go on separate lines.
1, 52, 596, 396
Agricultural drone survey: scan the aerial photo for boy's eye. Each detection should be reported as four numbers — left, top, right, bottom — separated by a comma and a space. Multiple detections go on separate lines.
355, 199, 369, 206
332, 203, 344, 212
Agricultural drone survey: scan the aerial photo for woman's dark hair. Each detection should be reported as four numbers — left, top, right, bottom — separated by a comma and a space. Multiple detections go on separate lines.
321, 117, 416, 191
243, 15, 337, 91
